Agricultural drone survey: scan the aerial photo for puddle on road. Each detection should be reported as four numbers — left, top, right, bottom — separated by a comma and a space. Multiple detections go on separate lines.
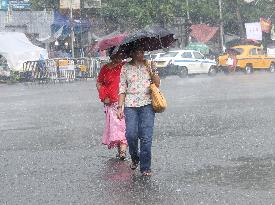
97, 158, 164, 204
182, 155, 274, 191
94, 155, 274, 204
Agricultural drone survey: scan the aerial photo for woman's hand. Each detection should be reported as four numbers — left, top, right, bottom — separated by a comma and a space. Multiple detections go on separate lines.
116, 107, 124, 120
96, 82, 102, 91
103, 97, 110, 104
151, 73, 160, 87
150, 62, 160, 87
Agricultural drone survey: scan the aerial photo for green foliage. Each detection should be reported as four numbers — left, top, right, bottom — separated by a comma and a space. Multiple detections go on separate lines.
102, 0, 274, 34
29, 0, 59, 10
29, 0, 274, 35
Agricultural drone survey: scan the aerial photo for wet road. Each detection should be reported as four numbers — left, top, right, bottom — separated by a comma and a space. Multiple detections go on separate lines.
0, 72, 274, 204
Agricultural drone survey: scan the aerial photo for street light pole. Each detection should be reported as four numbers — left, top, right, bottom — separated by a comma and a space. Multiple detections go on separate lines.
70, 0, 75, 58
219, 0, 224, 51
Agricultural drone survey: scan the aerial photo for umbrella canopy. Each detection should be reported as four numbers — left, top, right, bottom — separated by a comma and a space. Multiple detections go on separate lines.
186, 42, 209, 54
95, 33, 128, 51
114, 26, 177, 58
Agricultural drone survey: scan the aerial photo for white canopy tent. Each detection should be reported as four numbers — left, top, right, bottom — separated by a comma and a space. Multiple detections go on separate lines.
0, 32, 48, 71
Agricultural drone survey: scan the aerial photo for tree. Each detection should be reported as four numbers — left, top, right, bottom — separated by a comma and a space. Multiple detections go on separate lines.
29, 0, 273, 36
29, 0, 59, 10
101, 0, 186, 30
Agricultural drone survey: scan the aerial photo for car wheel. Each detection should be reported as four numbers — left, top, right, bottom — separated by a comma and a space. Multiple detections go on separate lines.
222, 66, 229, 74
245, 64, 253, 74
178, 67, 188, 78
269, 63, 275, 73
208, 66, 217, 76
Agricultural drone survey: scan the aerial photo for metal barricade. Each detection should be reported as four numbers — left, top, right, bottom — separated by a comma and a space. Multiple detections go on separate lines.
45, 59, 58, 83
54, 58, 76, 82
21, 57, 105, 84
86, 57, 106, 78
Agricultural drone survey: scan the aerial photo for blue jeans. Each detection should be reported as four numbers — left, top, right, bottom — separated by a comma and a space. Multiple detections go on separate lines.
124, 104, 155, 173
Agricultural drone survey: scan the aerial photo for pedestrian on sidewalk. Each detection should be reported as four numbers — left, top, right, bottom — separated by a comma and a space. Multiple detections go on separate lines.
116, 46, 160, 176
226, 53, 237, 73
96, 47, 128, 160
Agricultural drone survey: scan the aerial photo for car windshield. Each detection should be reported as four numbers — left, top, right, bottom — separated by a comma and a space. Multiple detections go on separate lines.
151, 54, 157, 59
232, 48, 244, 55
162, 52, 178, 57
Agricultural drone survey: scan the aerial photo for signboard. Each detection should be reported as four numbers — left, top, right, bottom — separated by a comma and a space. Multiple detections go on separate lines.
60, 0, 80, 9
83, 0, 101, 8
0, 0, 31, 10
245, 22, 262, 40
0, 0, 9, 10
9, 0, 31, 10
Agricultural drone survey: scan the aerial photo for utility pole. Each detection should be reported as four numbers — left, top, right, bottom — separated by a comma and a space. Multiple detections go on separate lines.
70, 0, 75, 58
186, 0, 190, 19
173, 17, 185, 48
219, 0, 224, 51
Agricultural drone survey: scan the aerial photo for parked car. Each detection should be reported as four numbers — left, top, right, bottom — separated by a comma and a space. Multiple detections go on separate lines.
218, 45, 275, 74
155, 50, 217, 78
144, 52, 165, 61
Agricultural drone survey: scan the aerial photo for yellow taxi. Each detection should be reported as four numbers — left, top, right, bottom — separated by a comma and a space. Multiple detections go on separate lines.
218, 45, 275, 74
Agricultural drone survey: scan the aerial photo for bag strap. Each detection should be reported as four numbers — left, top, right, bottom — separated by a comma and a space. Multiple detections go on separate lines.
144, 60, 154, 80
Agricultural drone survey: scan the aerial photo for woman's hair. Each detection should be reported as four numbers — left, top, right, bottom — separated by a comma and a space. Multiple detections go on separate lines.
130, 44, 144, 58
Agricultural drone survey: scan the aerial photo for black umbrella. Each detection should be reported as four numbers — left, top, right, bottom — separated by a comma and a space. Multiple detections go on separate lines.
113, 26, 177, 58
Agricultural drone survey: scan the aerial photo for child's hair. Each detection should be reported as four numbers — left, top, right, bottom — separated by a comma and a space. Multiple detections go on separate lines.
107, 46, 116, 57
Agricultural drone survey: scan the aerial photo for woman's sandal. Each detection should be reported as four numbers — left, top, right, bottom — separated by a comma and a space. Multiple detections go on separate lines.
142, 171, 152, 176
130, 160, 139, 170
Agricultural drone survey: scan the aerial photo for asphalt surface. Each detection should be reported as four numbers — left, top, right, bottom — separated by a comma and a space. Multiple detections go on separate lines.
0, 72, 274, 204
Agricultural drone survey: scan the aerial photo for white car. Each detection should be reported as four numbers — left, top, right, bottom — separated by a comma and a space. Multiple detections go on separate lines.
155, 50, 217, 78
155, 50, 180, 68
144, 52, 165, 61
0, 56, 10, 79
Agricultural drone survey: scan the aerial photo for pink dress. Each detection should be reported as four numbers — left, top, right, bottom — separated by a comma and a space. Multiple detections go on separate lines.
102, 103, 127, 149
97, 63, 127, 149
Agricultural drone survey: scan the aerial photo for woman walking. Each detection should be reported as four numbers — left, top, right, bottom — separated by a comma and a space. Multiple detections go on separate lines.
117, 46, 160, 176
96, 48, 128, 160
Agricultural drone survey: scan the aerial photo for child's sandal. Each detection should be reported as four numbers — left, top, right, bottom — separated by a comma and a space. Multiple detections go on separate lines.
118, 150, 126, 160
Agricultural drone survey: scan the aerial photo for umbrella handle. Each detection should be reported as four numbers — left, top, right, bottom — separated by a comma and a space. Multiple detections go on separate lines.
158, 36, 164, 49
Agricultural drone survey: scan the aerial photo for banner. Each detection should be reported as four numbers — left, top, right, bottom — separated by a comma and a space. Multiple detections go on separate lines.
245, 22, 262, 40
0, 0, 9, 10
271, 25, 275, 40
84, 0, 101, 8
60, 0, 80, 9
260, 17, 272, 33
